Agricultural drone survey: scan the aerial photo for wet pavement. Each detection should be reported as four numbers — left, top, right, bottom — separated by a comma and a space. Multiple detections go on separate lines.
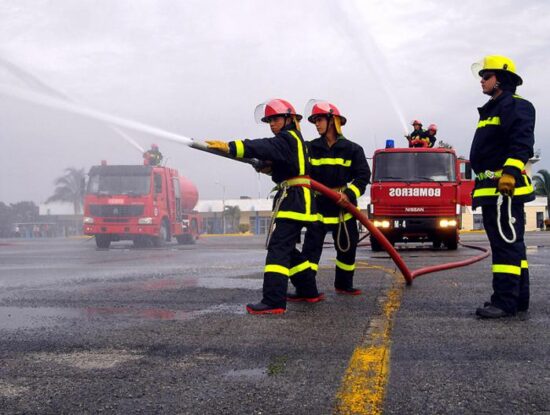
0, 233, 549, 414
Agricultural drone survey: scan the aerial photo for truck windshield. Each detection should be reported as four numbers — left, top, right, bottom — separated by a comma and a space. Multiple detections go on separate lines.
373, 152, 456, 182
87, 174, 151, 195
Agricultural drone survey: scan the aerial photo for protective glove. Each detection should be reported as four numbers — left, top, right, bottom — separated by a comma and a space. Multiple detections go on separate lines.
497, 173, 516, 197
205, 140, 229, 154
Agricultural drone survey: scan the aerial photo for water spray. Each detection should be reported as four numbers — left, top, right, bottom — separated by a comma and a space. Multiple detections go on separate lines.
0, 57, 145, 153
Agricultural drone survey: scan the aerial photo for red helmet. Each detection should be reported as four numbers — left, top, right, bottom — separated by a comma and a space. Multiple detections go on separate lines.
306, 100, 347, 125
151, 144, 159, 150
254, 98, 302, 123
428, 124, 437, 132
411, 120, 423, 127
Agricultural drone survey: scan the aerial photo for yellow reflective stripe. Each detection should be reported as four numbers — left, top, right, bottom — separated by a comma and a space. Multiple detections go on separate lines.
304, 187, 311, 217
310, 158, 352, 167
264, 264, 290, 276
289, 261, 312, 276
492, 264, 521, 276
521, 260, 528, 268
504, 158, 525, 170
473, 183, 534, 197
284, 178, 311, 187
276, 211, 318, 221
235, 140, 244, 158
336, 259, 355, 272
348, 184, 361, 199
289, 130, 305, 175
318, 213, 354, 224
310, 263, 318, 271
477, 117, 501, 128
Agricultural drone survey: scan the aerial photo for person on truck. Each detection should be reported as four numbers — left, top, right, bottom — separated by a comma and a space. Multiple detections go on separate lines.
289, 100, 370, 299
205, 99, 321, 315
418, 124, 438, 148
469, 55, 535, 319
406, 120, 424, 147
143, 144, 163, 166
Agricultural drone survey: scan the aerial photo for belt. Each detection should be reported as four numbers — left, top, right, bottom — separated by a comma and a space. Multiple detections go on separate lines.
476, 169, 526, 180
277, 176, 311, 189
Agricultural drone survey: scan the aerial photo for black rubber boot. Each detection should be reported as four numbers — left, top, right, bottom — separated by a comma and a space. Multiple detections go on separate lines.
475, 304, 513, 319
246, 302, 286, 315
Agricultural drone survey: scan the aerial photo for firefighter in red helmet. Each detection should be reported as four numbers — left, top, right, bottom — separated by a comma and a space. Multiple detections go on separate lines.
206, 98, 320, 314
469, 55, 535, 319
143, 144, 163, 166
288, 100, 371, 300
417, 123, 437, 148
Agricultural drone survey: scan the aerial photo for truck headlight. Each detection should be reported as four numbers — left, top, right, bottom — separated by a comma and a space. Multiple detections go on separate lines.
439, 219, 457, 228
138, 217, 153, 224
374, 220, 390, 228
83, 217, 94, 224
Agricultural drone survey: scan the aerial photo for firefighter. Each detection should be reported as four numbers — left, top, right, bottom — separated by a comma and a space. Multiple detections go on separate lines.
143, 144, 163, 166
289, 100, 370, 299
469, 55, 535, 319
406, 120, 424, 147
419, 124, 437, 148
205, 98, 320, 314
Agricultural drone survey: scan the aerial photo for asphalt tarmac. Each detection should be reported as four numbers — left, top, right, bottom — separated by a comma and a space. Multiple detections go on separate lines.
0, 232, 548, 414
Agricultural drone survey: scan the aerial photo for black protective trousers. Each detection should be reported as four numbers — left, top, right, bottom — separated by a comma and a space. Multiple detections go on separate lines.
301, 218, 359, 290
481, 202, 530, 314
262, 219, 319, 308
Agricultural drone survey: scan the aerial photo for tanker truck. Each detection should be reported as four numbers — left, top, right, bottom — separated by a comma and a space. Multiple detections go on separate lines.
83, 163, 201, 248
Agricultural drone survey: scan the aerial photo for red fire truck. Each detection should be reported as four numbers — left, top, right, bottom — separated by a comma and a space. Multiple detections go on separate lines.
369, 147, 474, 251
83, 163, 201, 248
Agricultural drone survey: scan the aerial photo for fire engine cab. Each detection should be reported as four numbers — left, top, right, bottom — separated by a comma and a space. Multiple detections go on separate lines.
369, 147, 474, 251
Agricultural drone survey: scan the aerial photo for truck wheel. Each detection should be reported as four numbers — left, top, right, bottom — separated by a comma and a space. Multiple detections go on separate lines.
432, 240, 442, 249
176, 234, 195, 245
446, 235, 458, 250
95, 235, 111, 249
153, 220, 170, 247
370, 235, 383, 252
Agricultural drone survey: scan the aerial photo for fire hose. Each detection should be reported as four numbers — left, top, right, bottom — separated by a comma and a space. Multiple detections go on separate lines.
191, 142, 490, 285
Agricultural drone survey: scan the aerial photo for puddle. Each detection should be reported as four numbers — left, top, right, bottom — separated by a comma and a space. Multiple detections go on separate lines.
0, 381, 30, 398
0, 306, 82, 329
223, 368, 267, 381
32, 349, 143, 369
0, 302, 245, 330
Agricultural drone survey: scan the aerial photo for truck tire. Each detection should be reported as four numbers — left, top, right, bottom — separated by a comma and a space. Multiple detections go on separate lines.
176, 234, 195, 245
370, 235, 383, 252
152, 220, 170, 247
446, 233, 458, 250
432, 240, 442, 249
95, 235, 111, 249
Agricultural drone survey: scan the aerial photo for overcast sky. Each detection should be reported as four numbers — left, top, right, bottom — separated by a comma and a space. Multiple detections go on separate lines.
1, 0, 550, 204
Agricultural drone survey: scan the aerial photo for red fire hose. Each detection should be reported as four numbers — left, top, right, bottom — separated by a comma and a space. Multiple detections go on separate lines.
309, 179, 490, 285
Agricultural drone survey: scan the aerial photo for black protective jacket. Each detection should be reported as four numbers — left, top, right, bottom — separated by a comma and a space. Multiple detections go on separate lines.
307, 135, 370, 222
228, 124, 317, 222
469, 91, 535, 207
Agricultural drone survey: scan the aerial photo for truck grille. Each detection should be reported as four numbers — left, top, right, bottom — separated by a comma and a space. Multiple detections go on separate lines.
89, 204, 144, 217
375, 206, 455, 216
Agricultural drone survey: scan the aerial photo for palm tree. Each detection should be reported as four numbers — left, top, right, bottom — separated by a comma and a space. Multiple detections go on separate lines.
46, 167, 86, 214
223, 205, 241, 233
533, 169, 550, 218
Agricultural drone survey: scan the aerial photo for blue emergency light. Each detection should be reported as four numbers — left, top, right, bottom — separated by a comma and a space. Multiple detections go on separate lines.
385, 139, 395, 148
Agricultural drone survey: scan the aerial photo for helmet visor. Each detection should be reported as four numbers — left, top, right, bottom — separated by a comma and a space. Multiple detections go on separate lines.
471, 60, 484, 79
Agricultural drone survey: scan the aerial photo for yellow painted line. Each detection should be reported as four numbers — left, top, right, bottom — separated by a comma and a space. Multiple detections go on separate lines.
334, 262, 404, 415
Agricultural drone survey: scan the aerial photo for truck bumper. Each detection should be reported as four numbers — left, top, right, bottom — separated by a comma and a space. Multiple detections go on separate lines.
372, 216, 458, 243
84, 224, 160, 240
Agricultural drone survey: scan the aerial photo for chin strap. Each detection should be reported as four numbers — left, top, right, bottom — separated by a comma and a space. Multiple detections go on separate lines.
497, 194, 516, 244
